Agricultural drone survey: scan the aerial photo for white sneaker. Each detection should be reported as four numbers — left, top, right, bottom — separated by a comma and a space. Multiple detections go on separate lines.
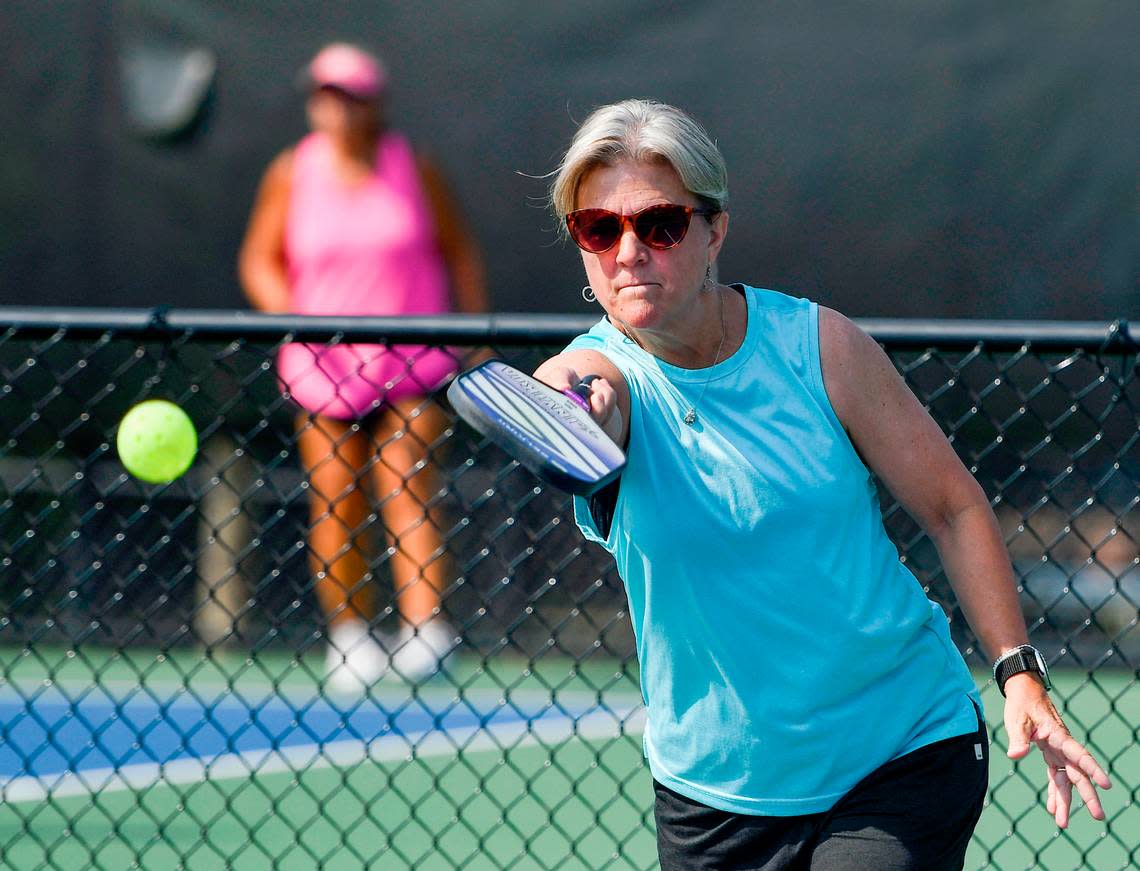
325, 619, 389, 693
390, 619, 456, 682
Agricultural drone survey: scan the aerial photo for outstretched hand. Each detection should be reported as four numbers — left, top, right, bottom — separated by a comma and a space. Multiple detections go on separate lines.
1003, 674, 1112, 828
534, 363, 623, 444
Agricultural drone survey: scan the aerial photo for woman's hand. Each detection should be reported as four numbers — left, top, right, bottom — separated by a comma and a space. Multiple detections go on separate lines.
534, 352, 628, 448
1003, 674, 1112, 828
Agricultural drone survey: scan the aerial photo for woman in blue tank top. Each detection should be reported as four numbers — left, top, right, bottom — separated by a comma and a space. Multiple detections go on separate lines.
533, 99, 1110, 870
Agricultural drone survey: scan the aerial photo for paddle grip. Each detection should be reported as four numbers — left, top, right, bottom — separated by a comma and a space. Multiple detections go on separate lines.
562, 374, 601, 413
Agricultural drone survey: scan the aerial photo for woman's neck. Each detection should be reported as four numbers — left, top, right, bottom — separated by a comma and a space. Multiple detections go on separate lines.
615, 284, 743, 370
325, 130, 381, 182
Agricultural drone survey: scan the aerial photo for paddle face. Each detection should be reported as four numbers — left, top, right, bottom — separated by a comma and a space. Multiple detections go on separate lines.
447, 360, 626, 495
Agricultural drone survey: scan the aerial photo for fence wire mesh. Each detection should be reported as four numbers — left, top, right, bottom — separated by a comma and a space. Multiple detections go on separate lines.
0, 311, 1136, 870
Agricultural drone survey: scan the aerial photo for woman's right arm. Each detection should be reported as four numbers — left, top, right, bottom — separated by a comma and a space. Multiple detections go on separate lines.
534, 350, 629, 448
238, 150, 294, 313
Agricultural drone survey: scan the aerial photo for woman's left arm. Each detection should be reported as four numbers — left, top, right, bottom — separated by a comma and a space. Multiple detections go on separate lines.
417, 154, 488, 314
818, 307, 1111, 829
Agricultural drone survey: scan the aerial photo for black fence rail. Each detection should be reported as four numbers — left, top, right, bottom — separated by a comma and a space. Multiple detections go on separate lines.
0, 309, 1136, 870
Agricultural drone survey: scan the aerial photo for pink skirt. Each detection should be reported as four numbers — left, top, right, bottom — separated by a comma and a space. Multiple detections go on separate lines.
277, 342, 459, 420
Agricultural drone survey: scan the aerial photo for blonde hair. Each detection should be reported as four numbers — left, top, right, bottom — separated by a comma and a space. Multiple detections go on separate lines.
550, 100, 728, 229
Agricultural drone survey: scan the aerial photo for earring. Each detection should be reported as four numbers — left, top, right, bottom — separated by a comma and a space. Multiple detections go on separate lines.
582, 285, 597, 303
699, 264, 713, 293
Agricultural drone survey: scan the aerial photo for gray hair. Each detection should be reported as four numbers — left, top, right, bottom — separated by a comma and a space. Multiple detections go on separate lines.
550, 99, 728, 227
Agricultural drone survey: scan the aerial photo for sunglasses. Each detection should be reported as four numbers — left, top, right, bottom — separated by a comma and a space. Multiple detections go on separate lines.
565, 204, 718, 254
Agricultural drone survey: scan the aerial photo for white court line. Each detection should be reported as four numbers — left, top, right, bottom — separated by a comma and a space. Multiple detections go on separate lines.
0, 707, 645, 805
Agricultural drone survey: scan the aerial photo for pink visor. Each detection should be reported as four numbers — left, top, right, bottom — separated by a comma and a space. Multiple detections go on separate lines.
306, 43, 387, 99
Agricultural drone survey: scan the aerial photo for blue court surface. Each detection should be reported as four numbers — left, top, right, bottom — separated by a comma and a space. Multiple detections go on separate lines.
0, 681, 643, 803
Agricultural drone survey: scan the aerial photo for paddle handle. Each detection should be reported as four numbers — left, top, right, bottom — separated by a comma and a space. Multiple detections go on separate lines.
562, 374, 601, 413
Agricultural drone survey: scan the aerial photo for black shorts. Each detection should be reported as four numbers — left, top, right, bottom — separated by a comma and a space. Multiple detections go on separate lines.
654, 713, 988, 871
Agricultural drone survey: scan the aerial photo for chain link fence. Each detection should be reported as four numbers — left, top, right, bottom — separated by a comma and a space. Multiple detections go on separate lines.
0, 309, 1136, 870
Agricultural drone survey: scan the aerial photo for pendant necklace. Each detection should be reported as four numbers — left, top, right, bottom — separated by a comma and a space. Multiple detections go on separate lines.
683, 287, 726, 426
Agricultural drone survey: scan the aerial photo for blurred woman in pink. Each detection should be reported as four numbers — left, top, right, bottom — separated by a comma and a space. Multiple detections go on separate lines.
240, 43, 486, 690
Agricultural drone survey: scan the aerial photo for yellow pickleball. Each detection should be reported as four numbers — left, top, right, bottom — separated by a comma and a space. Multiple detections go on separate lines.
116, 399, 198, 483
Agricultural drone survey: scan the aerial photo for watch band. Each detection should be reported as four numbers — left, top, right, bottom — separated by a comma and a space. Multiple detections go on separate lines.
993, 645, 1051, 697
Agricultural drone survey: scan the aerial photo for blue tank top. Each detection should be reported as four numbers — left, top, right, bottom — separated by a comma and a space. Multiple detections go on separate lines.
566, 286, 981, 816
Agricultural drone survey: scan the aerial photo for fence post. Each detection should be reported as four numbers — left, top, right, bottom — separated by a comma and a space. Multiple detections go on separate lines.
194, 432, 254, 647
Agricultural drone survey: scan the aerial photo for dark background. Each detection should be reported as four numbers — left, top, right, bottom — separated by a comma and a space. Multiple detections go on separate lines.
2, 1, 1136, 318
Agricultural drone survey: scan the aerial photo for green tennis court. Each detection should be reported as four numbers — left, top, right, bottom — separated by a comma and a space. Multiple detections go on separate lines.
0, 646, 1134, 870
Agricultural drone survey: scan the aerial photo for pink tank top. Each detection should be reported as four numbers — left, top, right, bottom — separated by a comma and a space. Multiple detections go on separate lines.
276, 131, 457, 419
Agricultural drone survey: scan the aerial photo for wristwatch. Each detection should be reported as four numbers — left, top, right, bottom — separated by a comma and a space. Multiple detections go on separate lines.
992, 645, 1052, 697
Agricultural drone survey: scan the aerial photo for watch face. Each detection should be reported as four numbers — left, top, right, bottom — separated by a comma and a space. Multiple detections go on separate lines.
1032, 648, 1051, 686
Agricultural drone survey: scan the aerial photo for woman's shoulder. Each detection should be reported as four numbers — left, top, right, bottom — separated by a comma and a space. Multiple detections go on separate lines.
376, 129, 418, 164
267, 133, 329, 182
253, 147, 298, 201
741, 284, 815, 313
738, 285, 819, 341
734, 285, 832, 377
267, 146, 297, 177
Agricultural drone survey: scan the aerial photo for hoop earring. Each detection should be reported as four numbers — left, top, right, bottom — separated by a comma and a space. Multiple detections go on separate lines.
582, 285, 597, 303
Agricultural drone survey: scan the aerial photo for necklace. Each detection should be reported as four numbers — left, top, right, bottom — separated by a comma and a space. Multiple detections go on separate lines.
683, 287, 726, 426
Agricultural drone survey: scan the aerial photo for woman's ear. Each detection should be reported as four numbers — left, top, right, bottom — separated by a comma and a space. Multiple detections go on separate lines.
707, 210, 729, 262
